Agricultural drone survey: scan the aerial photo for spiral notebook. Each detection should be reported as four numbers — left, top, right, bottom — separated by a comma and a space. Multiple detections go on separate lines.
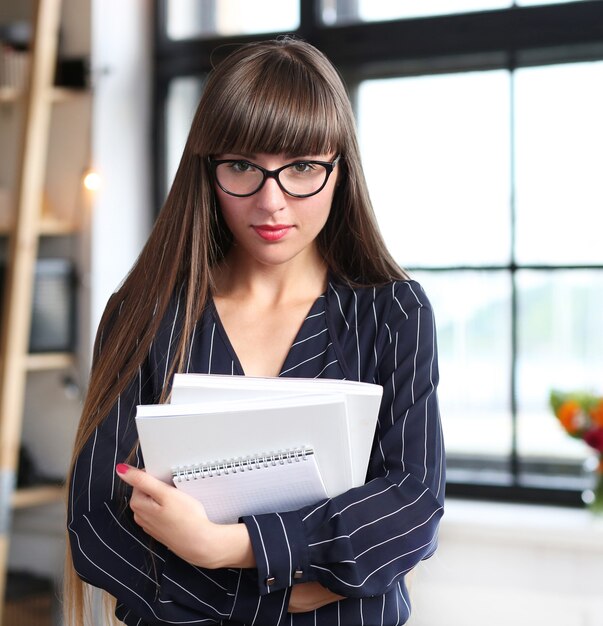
136, 393, 352, 521
172, 447, 327, 523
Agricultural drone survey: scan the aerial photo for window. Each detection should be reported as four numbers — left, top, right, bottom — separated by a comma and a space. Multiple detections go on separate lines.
164, 76, 205, 191
154, 0, 603, 506
320, 0, 588, 23
322, 0, 512, 23
166, 0, 299, 39
357, 59, 603, 498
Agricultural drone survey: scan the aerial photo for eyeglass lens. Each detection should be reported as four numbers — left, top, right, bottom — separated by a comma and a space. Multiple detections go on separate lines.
215, 162, 329, 197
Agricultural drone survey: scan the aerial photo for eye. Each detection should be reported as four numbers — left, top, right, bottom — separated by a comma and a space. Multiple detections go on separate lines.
291, 162, 316, 174
230, 161, 254, 173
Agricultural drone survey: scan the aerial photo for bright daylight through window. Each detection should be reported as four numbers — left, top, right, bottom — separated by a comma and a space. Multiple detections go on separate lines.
358, 60, 603, 488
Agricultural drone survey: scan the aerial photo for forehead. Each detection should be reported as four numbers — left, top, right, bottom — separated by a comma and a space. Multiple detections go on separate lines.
218, 152, 333, 161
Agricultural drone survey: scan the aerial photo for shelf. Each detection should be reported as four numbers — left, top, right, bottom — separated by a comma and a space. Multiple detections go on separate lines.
11, 485, 65, 509
39, 215, 79, 235
25, 352, 74, 371
0, 217, 79, 236
0, 86, 86, 105
50, 87, 87, 103
0, 87, 23, 103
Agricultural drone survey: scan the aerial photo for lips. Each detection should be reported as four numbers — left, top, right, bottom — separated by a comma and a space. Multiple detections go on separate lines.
252, 224, 293, 241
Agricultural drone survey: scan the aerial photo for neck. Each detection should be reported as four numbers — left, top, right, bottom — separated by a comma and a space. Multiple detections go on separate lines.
214, 247, 328, 307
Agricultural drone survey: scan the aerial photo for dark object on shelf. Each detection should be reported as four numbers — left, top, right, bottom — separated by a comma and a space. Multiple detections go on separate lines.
55, 56, 89, 88
5, 571, 55, 626
0, 258, 77, 353
29, 258, 77, 353
17, 445, 36, 487
16, 444, 63, 488
0, 22, 31, 49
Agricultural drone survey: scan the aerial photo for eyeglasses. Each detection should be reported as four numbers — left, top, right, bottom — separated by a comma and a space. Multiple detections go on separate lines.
208, 155, 342, 198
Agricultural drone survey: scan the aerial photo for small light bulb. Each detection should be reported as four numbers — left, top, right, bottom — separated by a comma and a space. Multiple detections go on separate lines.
83, 170, 101, 191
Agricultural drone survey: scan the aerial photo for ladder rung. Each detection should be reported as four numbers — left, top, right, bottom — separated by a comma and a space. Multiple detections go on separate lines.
12, 484, 65, 509
25, 352, 74, 371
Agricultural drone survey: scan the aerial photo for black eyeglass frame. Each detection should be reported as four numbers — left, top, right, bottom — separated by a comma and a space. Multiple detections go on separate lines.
207, 155, 342, 198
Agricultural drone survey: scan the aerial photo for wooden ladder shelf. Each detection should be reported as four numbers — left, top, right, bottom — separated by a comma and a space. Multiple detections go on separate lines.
0, 0, 71, 621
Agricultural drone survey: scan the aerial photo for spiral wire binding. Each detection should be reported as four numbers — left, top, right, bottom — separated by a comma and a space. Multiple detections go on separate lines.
172, 446, 313, 482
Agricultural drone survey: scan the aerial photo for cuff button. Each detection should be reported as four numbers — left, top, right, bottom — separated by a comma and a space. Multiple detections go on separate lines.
293, 569, 304, 580
266, 576, 276, 587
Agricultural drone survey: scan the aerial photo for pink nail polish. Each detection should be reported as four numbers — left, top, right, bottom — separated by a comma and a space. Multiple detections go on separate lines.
116, 463, 129, 475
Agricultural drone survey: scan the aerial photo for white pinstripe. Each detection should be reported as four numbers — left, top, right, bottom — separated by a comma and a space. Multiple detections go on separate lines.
354, 289, 361, 380
163, 284, 184, 388
276, 512, 293, 587
83, 515, 160, 586
250, 516, 271, 593
69, 528, 218, 623
291, 327, 329, 348
111, 391, 121, 500
330, 283, 350, 330
310, 538, 437, 589
88, 429, 98, 512
279, 344, 332, 375
208, 323, 216, 374
353, 507, 444, 560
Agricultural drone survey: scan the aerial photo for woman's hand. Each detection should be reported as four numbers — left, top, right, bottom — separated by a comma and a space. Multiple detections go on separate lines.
288, 582, 345, 613
116, 464, 255, 569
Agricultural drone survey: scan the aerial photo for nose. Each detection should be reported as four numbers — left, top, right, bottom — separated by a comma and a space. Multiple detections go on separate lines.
255, 176, 287, 214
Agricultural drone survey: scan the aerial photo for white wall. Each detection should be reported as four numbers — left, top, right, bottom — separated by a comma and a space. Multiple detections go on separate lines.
85, 0, 153, 363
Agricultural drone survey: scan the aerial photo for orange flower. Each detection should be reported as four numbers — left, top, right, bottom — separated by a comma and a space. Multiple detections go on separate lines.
589, 400, 603, 428
556, 400, 582, 434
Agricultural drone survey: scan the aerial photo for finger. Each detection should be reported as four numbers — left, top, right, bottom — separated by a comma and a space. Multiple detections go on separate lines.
129, 486, 154, 510
116, 464, 167, 504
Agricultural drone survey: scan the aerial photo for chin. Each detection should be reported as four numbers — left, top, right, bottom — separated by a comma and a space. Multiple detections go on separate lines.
249, 245, 312, 268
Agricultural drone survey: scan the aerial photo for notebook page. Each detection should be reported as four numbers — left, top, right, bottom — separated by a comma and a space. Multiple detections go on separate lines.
173, 453, 327, 524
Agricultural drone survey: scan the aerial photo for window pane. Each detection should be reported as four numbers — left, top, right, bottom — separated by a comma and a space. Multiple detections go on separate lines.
413, 270, 512, 463
517, 270, 603, 464
358, 71, 511, 268
167, 0, 299, 40
322, 0, 511, 24
165, 76, 204, 193
514, 61, 603, 265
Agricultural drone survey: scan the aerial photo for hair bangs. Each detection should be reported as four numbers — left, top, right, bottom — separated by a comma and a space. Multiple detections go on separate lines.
205, 54, 344, 158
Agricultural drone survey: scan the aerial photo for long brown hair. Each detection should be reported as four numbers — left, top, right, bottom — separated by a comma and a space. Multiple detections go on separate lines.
64, 36, 405, 624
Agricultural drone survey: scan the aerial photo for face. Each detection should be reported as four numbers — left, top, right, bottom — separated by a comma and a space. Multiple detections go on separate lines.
213, 152, 339, 269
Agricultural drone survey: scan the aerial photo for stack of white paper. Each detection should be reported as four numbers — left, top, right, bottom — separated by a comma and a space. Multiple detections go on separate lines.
135, 374, 382, 523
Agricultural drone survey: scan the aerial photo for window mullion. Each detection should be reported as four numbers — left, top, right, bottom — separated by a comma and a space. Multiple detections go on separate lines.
510, 57, 519, 485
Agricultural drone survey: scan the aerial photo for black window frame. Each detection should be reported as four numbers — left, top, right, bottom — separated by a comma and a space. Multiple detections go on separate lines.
153, 0, 603, 508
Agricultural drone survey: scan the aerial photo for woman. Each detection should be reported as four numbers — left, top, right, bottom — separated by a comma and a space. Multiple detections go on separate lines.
66, 37, 445, 626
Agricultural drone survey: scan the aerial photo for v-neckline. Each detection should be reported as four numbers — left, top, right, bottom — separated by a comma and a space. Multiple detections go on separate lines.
209, 286, 329, 377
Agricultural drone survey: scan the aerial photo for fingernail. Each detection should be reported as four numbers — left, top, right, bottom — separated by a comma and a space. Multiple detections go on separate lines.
116, 463, 129, 475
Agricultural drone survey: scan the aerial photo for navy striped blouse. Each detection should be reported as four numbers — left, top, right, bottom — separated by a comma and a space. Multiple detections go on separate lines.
68, 277, 445, 626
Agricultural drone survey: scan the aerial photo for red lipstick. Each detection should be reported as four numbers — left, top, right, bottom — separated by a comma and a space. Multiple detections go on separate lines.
252, 224, 293, 241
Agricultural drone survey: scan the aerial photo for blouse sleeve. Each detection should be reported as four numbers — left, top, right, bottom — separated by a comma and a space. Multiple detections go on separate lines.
67, 301, 290, 625
241, 281, 445, 598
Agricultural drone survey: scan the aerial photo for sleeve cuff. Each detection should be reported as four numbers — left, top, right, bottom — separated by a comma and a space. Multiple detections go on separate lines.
229, 569, 291, 625
242, 510, 313, 595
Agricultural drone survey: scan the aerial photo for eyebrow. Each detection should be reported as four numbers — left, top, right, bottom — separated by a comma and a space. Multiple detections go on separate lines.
221, 153, 327, 162
220, 152, 256, 160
